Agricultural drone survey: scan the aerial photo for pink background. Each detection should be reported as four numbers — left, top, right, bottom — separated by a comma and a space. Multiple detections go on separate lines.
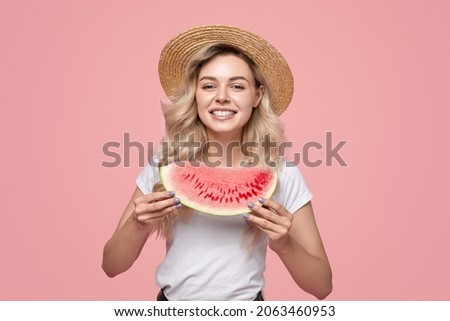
1, 0, 449, 300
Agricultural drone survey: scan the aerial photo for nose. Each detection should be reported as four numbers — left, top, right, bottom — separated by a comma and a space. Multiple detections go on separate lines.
215, 86, 230, 103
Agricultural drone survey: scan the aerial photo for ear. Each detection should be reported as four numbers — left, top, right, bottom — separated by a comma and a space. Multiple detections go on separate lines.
253, 85, 264, 108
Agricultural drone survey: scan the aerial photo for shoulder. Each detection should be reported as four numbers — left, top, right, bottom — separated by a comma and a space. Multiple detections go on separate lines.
277, 158, 307, 183
136, 155, 161, 194
272, 158, 313, 213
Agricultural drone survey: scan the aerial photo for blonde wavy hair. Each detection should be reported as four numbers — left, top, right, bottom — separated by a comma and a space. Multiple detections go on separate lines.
150, 43, 287, 246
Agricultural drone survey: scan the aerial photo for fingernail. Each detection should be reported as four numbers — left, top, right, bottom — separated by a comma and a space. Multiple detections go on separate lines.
168, 191, 175, 197
243, 213, 250, 219
247, 202, 254, 209
258, 197, 265, 204
176, 203, 182, 208
173, 197, 180, 205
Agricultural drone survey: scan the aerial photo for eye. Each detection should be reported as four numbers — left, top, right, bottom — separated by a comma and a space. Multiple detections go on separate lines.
201, 83, 216, 90
231, 83, 245, 90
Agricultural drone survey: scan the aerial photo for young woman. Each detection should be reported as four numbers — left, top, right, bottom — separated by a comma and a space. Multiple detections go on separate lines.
102, 25, 332, 301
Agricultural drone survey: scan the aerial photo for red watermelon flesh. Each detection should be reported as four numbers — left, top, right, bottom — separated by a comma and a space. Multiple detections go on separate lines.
159, 162, 277, 216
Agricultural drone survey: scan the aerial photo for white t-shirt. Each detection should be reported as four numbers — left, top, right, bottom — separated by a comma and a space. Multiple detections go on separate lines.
136, 159, 313, 300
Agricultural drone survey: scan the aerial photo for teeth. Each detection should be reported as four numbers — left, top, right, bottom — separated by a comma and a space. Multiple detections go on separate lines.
212, 110, 235, 116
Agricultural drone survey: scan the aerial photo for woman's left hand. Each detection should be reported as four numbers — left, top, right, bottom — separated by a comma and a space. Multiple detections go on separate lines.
245, 198, 293, 253
246, 199, 332, 299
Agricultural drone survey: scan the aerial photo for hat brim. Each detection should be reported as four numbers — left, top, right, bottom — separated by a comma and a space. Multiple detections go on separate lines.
158, 25, 293, 116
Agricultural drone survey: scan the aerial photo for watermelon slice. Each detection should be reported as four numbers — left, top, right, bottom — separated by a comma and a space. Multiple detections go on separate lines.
159, 162, 277, 215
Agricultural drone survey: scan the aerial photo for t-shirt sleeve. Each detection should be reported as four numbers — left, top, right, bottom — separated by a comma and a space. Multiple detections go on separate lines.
135, 162, 159, 195
273, 163, 313, 214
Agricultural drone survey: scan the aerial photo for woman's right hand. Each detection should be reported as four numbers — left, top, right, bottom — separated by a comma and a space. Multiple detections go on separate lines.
102, 189, 181, 277
133, 191, 181, 224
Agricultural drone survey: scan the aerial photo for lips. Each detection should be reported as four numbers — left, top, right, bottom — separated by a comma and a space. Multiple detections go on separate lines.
208, 108, 237, 120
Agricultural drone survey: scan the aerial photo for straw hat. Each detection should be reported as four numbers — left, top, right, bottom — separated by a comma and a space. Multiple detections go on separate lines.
158, 25, 294, 115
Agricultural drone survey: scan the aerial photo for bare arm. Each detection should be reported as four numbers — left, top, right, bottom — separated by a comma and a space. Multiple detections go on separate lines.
273, 202, 332, 299
102, 187, 179, 278
246, 200, 332, 299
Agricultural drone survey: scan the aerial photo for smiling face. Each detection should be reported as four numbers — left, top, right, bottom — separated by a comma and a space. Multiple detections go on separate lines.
195, 54, 263, 143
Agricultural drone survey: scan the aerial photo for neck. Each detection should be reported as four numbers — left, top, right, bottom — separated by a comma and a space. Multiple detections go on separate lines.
204, 131, 250, 167
206, 129, 241, 146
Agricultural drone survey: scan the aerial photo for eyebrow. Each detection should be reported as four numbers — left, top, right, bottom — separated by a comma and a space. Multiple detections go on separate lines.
198, 76, 250, 83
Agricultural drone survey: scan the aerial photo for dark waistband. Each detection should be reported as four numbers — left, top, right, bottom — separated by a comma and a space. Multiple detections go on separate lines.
157, 289, 264, 301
